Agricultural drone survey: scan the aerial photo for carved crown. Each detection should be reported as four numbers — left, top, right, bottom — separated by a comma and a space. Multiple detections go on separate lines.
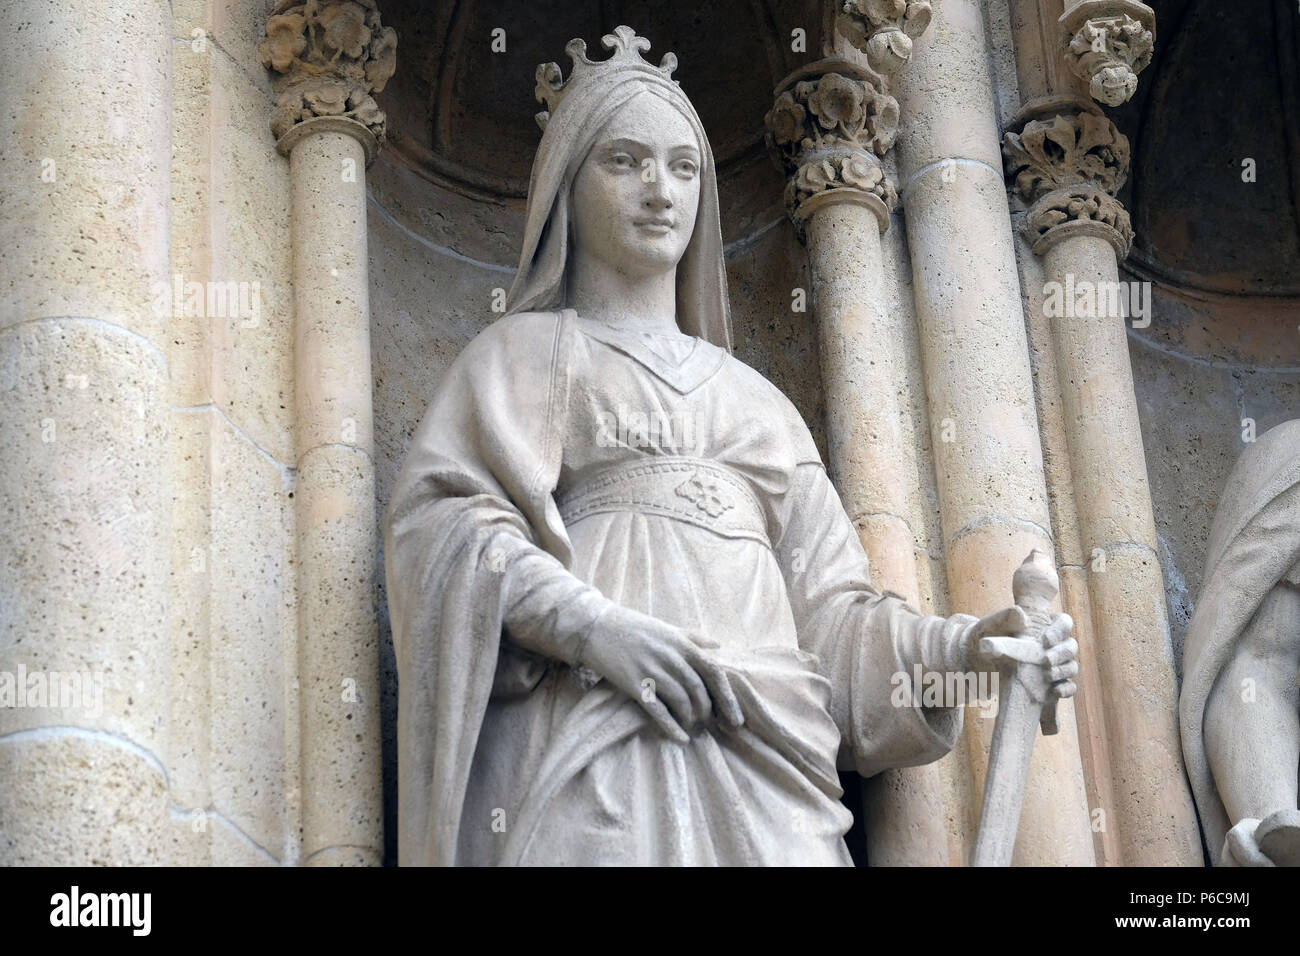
534, 26, 679, 131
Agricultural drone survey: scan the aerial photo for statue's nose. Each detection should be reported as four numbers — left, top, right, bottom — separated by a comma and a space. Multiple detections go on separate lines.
644, 169, 673, 208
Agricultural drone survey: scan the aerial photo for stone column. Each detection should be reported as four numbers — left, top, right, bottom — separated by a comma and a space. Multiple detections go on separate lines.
260, 1, 396, 866
1002, 102, 1201, 865
766, 52, 952, 865
1004, 11, 1115, 868
0, 0, 174, 862
894, 0, 1096, 865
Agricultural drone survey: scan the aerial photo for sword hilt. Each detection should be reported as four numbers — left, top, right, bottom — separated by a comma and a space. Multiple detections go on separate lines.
1011, 549, 1061, 735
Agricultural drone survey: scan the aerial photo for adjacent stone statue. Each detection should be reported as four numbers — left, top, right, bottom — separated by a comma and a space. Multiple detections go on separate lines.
1182, 419, 1300, 866
385, 26, 1077, 866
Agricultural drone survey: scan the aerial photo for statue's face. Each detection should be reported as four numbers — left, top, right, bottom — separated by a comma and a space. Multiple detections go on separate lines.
570, 90, 702, 278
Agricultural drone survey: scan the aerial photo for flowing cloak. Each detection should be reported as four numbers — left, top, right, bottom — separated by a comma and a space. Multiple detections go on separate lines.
1181, 419, 1300, 856
386, 308, 971, 866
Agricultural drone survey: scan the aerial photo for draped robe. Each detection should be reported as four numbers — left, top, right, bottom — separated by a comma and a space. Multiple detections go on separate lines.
1181, 418, 1300, 858
387, 307, 974, 866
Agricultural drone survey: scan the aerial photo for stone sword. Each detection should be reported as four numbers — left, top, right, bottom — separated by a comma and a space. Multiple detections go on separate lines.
971, 549, 1064, 867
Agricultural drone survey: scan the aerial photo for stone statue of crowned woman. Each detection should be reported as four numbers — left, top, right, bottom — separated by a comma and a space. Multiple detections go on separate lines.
385, 26, 1078, 866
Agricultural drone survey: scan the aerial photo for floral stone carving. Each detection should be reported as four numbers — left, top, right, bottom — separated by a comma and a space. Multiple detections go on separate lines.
765, 67, 900, 226
1060, 1, 1155, 107
1003, 109, 1130, 202
1004, 105, 1133, 255
836, 0, 933, 78
260, 0, 398, 146
1024, 184, 1133, 256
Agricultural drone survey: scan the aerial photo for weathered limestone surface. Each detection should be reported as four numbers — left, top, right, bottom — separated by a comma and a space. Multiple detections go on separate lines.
896, 0, 1096, 865
261, 0, 396, 865
1003, 0, 1202, 863
167, 0, 303, 867
0, 0, 175, 864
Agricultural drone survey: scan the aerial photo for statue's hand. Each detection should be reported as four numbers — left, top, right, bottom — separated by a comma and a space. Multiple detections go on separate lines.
969, 607, 1078, 704
578, 604, 744, 744
1221, 818, 1275, 867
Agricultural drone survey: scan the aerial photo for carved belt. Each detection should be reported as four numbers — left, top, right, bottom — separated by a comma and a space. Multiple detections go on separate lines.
556, 456, 769, 545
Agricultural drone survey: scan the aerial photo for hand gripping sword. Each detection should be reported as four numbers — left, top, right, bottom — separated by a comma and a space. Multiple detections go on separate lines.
971, 549, 1065, 867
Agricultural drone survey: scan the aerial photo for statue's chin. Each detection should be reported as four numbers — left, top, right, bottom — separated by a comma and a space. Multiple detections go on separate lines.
608, 246, 689, 276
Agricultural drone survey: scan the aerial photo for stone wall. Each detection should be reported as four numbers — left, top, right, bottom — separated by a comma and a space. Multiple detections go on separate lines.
0, 0, 301, 864
1128, 292, 1300, 673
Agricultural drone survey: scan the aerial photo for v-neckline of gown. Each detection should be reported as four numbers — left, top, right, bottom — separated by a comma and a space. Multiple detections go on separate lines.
565, 308, 725, 394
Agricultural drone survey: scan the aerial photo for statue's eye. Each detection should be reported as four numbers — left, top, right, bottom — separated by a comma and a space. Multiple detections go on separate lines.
673, 159, 698, 177
609, 152, 636, 168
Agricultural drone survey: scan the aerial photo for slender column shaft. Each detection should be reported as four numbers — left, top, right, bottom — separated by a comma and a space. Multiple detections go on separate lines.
767, 49, 955, 864
1007, 0, 1071, 101
804, 199, 950, 866
896, 0, 1095, 865
1014, 236, 1121, 865
1039, 233, 1202, 863
287, 128, 382, 866
261, 1, 397, 865
1004, 0, 1201, 864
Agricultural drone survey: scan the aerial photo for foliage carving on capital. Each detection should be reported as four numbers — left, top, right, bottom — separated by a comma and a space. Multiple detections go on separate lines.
259, 0, 398, 145
1005, 102, 1134, 256
765, 71, 900, 224
1024, 184, 1133, 256
1060, 2, 1155, 107
784, 150, 897, 221
836, 0, 933, 78
1003, 109, 1130, 203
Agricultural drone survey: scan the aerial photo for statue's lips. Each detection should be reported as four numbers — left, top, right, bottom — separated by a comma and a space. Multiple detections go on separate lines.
633, 218, 674, 234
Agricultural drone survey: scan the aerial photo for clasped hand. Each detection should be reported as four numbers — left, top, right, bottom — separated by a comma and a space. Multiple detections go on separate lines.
576, 603, 743, 744
966, 606, 1079, 704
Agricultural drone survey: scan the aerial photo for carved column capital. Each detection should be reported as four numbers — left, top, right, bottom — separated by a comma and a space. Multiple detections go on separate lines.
765, 60, 899, 234
836, 0, 933, 80
1059, 0, 1155, 107
1023, 184, 1132, 257
1003, 98, 1133, 256
1004, 102, 1130, 200
259, 0, 398, 162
